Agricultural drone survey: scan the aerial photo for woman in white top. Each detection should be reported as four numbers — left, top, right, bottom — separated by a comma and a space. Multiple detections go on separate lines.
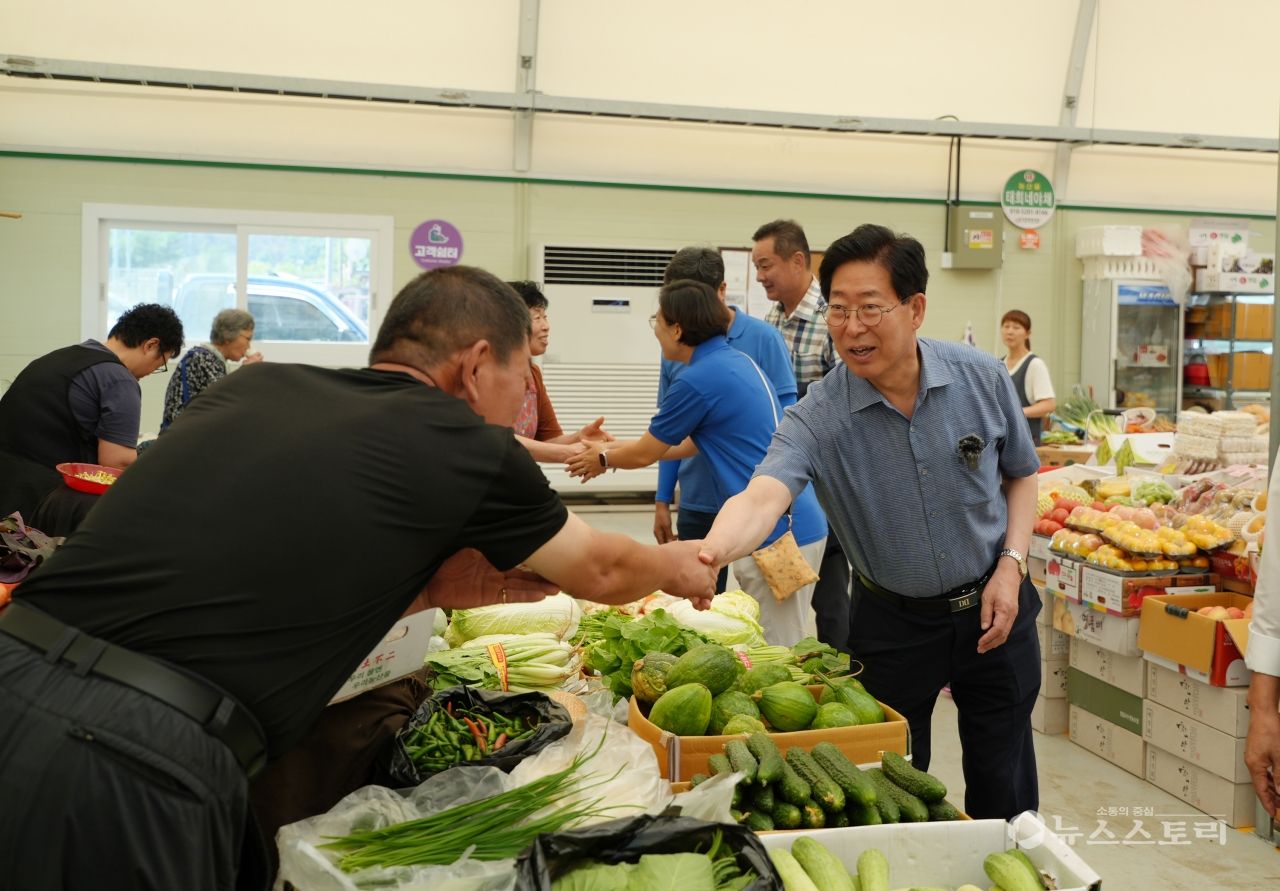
1001, 310, 1055, 445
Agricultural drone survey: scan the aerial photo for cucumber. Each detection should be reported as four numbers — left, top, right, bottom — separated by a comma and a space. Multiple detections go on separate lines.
855, 848, 890, 891
741, 809, 774, 832
732, 783, 744, 808
1006, 849, 1048, 890
881, 751, 946, 803
828, 809, 850, 827
753, 784, 776, 813
792, 836, 854, 891
689, 773, 709, 788
769, 849, 819, 891
846, 800, 883, 826
729, 808, 744, 822
777, 761, 812, 806
983, 852, 1041, 891
927, 799, 962, 821
724, 739, 758, 783
867, 768, 928, 822
707, 753, 733, 776
785, 748, 846, 813
811, 741, 878, 808
770, 801, 803, 830
747, 732, 785, 785
799, 799, 826, 829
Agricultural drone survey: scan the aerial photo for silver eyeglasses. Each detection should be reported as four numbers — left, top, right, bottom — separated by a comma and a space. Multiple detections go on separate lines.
819, 300, 906, 329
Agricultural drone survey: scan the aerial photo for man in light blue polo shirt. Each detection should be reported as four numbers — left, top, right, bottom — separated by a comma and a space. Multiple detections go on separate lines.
652, 247, 798, 595
699, 225, 1042, 820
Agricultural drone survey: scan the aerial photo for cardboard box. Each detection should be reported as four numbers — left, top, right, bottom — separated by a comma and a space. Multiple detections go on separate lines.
1036, 445, 1096, 467
1078, 569, 1218, 618
1196, 267, 1275, 294
1038, 620, 1070, 658
1030, 556, 1047, 587
1136, 593, 1251, 687
1208, 353, 1271, 391
1145, 661, 1250, 737
1054, 596, 1142, 657
1036, 583, 1054, 626
1069, 637, 1148, 698
1203, 301, 1273, 340
757, 815, 1102, 891
329, 608, 441, 703
1042, 657, 1069, 699
1067, 668, 1143, 736
1069, 704, 1147, 778
1046, 556, 1082, 602
1032, 694, 1069, 735
627, 688, 909, 781
1143, 699, 1249, 783
1029, 533, 1051, 563
1145, 745, 1258, 828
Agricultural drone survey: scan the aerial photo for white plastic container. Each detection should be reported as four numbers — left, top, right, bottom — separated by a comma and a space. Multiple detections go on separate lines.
1076, 225, 1144, 258
1081, 256, 1162, 280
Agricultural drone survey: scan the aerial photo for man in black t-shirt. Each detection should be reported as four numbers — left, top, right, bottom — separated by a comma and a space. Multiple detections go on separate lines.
0, 267, 716, 891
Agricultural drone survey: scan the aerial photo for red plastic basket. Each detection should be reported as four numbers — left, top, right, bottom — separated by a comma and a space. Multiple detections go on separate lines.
55, 462, 123, 495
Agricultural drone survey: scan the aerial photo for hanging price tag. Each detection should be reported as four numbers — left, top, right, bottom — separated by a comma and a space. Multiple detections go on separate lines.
486, 643, 509, 692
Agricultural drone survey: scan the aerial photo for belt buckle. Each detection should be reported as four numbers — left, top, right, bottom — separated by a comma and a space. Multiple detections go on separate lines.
949, 588, 978, 612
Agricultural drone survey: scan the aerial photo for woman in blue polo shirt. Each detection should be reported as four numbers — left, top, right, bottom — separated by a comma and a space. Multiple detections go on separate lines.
567, 279, 826, 645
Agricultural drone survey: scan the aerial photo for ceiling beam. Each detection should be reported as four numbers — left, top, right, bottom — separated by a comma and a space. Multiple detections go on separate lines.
3, 54, 1275, 154
1053, 0, 1098, 197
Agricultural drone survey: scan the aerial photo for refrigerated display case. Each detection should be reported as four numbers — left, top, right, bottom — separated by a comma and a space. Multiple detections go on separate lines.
1080, 279, 1183, 417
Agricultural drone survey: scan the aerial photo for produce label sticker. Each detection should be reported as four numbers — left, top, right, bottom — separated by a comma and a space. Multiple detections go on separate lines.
1001, 169, 1055, 229
486, 643, 510, 691
968, 229, 994, 249
1095, 437, 1114, 467
410, 219, 464, 270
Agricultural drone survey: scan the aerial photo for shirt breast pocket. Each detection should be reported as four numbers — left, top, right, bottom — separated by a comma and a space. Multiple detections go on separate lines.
953, 433, 1004, 506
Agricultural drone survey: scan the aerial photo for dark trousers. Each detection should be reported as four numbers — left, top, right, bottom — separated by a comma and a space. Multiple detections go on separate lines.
677, 508, 729, 594
811, 532, 852, 653
0, 633, 267, 891
848, 575, 1042, 820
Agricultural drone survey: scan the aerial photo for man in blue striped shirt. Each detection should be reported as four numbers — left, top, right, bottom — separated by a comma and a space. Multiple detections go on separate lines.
700, 224, 1043, 820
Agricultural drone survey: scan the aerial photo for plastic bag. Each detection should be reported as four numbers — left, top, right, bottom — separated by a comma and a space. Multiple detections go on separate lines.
656, 770, 740, 824
385, 686, 573, 787
513, 813, 782, 891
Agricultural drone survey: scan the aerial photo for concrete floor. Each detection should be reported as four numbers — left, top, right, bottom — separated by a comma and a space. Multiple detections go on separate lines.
577, 508, 1280, 890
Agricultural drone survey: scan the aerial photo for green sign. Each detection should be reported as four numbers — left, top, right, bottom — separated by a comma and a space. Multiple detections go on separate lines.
1001, 169, 1056, 229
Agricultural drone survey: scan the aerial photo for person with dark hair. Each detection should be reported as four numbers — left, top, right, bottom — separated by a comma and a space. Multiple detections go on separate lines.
653, 247, 798, 597
751, 219, 834, 396
0, 303, 183, 535
699, 224, 1043, 820
568, 279, 826, 645
999, 310, 1055, 445
506, 280, 613, 462
0, 265, 716, 889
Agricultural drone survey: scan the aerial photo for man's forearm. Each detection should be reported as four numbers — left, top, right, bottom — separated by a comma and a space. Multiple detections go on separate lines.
702, 476, 794, 566
1250, 673, 1280, 713
1002, 473, 1037, 557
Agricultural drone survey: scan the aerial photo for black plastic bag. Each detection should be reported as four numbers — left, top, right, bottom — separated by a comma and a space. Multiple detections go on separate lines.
383, 685, 573, 788
515, 813, 783, 891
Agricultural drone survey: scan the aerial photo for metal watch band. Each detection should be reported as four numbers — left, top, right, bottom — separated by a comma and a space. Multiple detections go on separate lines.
1000, 548, 1028, 579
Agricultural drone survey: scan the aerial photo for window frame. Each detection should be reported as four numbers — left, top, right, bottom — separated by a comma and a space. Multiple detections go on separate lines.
83, 204, 394, 366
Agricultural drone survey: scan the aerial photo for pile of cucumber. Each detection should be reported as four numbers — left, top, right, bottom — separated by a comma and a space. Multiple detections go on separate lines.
769, 837, 1049, 891
689, 734, 961, 832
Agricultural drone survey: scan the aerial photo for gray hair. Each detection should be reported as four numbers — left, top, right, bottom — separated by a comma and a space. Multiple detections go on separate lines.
210, 309, 256, 345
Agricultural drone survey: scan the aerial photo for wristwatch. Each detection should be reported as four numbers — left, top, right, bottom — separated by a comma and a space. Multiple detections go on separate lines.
599, 450, 609, 468
1000, 548, 1028, 580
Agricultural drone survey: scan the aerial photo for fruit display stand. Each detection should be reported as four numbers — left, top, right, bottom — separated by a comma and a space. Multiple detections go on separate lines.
757, 813, 1101, 891
628, 687, 909, 781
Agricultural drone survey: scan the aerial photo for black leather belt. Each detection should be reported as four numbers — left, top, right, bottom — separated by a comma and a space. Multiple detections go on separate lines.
0, 601, 267, 777
858, 563, 997, 613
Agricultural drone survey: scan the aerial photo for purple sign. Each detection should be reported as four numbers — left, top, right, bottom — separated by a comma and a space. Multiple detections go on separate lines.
409, 219, 463, 270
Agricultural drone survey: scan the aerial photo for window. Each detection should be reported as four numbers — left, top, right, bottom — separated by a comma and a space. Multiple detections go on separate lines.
84, 205, 393, 367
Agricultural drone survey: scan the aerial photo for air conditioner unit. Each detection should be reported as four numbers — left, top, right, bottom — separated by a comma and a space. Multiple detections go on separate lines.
530, 244, 677, 494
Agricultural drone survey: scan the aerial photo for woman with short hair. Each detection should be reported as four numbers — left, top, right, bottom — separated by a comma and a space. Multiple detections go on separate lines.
161, 309, 263, 431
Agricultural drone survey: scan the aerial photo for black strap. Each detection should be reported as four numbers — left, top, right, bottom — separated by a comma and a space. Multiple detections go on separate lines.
0, 602, 267, 777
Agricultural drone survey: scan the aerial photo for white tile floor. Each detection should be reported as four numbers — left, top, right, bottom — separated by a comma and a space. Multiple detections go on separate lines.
577, 508, 1280, 889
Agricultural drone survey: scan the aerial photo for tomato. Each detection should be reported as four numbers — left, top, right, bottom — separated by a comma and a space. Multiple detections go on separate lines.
1054, 498, 1078, 513
1091, 501, 1108, 512
1049, 508, 1070, 525
1044, 520, 1064, 534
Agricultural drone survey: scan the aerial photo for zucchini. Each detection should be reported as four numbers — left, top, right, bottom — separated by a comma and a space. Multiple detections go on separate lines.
747, 732, 785, 785
881, 751, 946, 803
753, 783, 776, 813
799, 799, 826, 829
1006, 849, 1047, 890
725, 739, 759, 783
785, 748, 846, 813
927, 799, 962, 821
741, 809, 774, 832
867, 768, 928, 822
770, 801, 803, 830
811, 741, 878, 808
777, 761, 812, 806
769, 849, 819, 891
689, 773, 709, 788
708, 753, 733, 776
792, 836, 854, 891
855, 848, 890, 891
983, 853, 1041, 891
846, 800, 882, 826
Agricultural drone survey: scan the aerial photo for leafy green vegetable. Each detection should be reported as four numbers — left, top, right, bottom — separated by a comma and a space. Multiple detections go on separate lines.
627, 853, 715, 891
549, 829, 755, 891
790, 637, 851, 677
583, 609, 709, 702
552, 861, 633, 891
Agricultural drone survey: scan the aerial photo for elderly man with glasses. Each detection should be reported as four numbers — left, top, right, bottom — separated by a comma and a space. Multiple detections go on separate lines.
699, 224, 1043, 820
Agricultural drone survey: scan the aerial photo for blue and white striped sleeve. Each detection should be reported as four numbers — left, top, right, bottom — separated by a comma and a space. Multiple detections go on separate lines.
753, 404, 821, 501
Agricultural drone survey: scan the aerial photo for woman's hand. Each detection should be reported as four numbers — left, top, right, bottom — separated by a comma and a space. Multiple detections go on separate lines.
566, 442, 608, 481
243, 351, 264, 365
576, 417, 615, 444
